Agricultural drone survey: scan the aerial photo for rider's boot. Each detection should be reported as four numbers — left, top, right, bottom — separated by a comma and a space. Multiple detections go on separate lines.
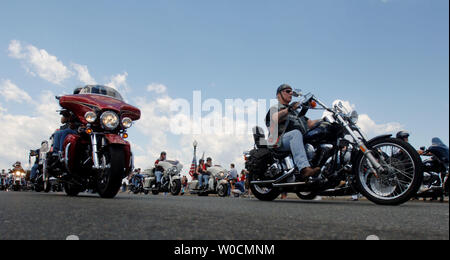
299, 167, 324, 184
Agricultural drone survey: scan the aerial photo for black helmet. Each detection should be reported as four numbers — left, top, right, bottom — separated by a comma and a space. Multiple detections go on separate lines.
396, 131, 410, 139
276, 84, 292, 95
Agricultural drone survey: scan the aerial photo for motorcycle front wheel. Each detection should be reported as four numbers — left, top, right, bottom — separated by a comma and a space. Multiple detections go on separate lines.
97, 145, 126, 199
354, 138, 423, 206
217, 183, 228, 197
64, 183, 81, 197
170, 179, 182, 196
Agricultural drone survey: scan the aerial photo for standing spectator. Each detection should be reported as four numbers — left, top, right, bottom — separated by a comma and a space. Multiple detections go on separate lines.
121, 177, 128, 192
234, 170, 246, 194
197, 159, 209, 190
181, 175, 188, 195
227, 164, 238, 196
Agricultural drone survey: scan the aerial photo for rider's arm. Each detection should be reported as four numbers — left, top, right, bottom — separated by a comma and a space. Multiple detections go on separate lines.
271, 103, 301, 123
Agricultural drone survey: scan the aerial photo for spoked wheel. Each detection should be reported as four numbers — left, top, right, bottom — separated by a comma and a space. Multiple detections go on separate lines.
217, 183, 228, 197
43, 168, 51, 193
249, 172, 281, 201
97, 145, 126, 199
354, 138, 423, 206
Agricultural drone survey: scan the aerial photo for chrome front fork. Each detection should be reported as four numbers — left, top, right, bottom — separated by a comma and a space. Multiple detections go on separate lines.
91, 134, 101, 170
336, 115, 384, 174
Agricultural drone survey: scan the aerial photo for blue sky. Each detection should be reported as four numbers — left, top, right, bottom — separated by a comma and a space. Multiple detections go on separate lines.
0, 0, 448, 172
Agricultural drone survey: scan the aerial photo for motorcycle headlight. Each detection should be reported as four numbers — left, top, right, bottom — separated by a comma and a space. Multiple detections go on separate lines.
219, 172, 225, 179
349, 111, 359, 124
122, 117, 133, 129
84, 111, 97, 123
100, 111, 120, 130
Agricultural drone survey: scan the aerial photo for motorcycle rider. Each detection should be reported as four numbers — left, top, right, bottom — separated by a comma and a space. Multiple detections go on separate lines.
49, 88, 83, 165
266, 84, 322, 182
154, 152, 167, 189
29, 141, 46, 182
131, 168, 144, 189
396, 131, 427, 155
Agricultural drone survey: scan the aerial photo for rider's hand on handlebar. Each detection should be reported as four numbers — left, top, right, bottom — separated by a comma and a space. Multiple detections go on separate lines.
289, 102, 300, 111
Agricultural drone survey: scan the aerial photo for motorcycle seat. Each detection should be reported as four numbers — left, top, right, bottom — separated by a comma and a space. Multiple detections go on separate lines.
271, 150, 291, 160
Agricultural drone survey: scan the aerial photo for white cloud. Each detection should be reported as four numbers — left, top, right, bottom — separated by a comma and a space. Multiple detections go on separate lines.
357, 114, 403, 137
8, 40, 24, 59
106, 72, 130, 95
8, 40, 73, 85
0, 91, 60, 170
71, 63, 97, 85
132, 90, 257, 176
0, 103, 6, 114
0, 79, 33, 103
147, 83, 168, 94
323, 100, 403, 138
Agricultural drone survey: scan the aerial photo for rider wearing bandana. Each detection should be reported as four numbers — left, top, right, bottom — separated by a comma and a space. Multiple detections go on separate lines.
266, 84, 322, 182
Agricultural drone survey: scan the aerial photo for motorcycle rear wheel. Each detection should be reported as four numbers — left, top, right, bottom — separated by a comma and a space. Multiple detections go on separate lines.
248, 171, 281, 201
296, 192, 318, 200
354, 138, 423, 206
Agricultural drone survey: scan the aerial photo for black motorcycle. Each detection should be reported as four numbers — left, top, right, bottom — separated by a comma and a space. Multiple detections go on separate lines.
245, 91, 423, 206
130, 174, 148, 195
416, 138, 449, 202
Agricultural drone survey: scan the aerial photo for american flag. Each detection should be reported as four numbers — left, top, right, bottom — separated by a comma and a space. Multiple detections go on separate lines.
188, 155, 197, 178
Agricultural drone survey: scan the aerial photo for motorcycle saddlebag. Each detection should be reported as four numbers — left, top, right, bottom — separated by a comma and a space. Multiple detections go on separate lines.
245, 148, 274, 176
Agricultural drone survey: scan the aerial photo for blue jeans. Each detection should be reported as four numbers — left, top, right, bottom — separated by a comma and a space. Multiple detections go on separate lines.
30, 164, 39, 180
280, 130, 311, 171
155, 171, 163, 184
53, 128, 77, 153
235, 181, 245, 193
198, 174, 210, 188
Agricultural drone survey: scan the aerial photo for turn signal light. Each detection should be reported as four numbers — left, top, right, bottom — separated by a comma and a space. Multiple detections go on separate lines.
123, 133, 129, 139
85, 128, 93, 134
310, 100, 317, 108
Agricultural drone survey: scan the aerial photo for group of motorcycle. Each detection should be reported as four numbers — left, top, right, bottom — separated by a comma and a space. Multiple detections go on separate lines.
128, 161, 232, 197
4, 85, 448, 207
245, 90, 448, 206
129, 160, 183, 196
0, 163, 28, 191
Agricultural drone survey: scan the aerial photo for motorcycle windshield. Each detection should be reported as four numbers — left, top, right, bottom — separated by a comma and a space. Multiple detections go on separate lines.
430, 137, 449, 163
79, 85, 124, 101
431, 137, 447, 148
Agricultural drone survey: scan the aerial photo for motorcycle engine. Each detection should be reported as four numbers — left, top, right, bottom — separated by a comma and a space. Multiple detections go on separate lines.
265, 163, 282, 178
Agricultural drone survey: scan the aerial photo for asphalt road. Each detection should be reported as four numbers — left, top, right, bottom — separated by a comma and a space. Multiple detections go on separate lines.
0, 191, 448, 240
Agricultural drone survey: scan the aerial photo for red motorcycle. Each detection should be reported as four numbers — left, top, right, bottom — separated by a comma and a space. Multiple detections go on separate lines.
45, 85, 141, 198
